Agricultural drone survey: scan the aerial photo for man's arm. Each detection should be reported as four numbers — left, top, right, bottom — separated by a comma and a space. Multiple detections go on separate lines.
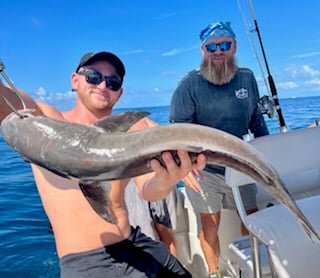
169, 79, 195, 124
0, 81, 63, 123
0, 81, 42, 122
129, 117, 205, 201
136, 150, 206, 201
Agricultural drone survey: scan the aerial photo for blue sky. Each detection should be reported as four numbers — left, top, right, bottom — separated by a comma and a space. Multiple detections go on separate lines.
1, 0, 320, 110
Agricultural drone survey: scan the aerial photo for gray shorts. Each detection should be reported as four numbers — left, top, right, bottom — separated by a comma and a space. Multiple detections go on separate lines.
185, 170, 257, 213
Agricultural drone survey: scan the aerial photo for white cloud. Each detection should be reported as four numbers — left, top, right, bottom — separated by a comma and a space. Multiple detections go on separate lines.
122, 49, 145, 55
161, 45, 198, 57
35, 86, 46, 97
155, 12, 178, 20
300, 65, 320, 77
305, 78, 320, 86
284, 64, 320, 79
33, 87, 75, 104
274, 64, 320, 97
293, 51, 320, 59
277, 81, 298, 90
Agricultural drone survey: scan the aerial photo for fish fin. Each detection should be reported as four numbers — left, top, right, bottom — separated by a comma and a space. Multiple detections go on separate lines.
94, 111, 150, 133
79, 180, 115, 224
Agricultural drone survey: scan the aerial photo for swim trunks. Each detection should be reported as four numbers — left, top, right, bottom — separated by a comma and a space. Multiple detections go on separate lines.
60, 226, 191, 277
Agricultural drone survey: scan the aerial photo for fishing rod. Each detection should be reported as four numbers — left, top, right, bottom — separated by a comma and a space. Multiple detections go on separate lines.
247, 0, 288, 132
237, 0, 270, 97
237, 1, 276, 120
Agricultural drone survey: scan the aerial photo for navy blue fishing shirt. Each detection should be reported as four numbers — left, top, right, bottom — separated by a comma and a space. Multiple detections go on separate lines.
169, 67, 269, 174
169, 67, 269, 138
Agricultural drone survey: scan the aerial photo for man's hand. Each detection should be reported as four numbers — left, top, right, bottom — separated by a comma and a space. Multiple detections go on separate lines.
182, 170, 204, 193
148, 150, 206, 195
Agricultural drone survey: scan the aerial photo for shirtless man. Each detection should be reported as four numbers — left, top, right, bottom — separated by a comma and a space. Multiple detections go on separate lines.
0, 52, 206, 277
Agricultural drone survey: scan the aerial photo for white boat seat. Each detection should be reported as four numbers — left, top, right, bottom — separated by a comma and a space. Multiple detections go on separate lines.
225, 126, 320, 278
246, 195, 320, 277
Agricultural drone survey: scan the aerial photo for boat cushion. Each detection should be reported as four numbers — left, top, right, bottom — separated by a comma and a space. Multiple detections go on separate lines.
245, 195, 320, 277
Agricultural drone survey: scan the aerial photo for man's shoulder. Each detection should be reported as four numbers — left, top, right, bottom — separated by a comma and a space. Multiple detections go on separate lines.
177, 69, 202, 87
185, 68, 201, 79
37, 102, 64, 120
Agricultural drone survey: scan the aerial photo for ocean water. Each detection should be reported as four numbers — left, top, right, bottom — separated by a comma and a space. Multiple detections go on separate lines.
0, 96, 319, 277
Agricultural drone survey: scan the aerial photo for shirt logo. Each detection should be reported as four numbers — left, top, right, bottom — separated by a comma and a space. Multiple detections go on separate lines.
235, 88, 248, 99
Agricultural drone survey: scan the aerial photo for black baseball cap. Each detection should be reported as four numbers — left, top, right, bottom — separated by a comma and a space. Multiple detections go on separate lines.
76, 51, 125, 80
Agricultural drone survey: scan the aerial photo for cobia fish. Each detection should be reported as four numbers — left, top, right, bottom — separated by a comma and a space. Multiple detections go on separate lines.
1, 110, 319, 242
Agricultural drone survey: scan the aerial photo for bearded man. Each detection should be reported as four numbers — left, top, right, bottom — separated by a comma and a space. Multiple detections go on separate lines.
169, 21, 269, 278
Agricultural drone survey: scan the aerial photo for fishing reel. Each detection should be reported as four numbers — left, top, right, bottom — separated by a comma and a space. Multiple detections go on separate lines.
258, 95, 275, 119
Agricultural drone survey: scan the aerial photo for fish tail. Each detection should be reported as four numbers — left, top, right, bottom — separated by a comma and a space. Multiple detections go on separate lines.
287, 198, 320, 243
298, 215, 320, 243
275, 181, 320, 242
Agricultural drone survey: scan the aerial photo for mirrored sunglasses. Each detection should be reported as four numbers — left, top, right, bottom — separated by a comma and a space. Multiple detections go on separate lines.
205, 41, 232, 53
77, 68, 122, 91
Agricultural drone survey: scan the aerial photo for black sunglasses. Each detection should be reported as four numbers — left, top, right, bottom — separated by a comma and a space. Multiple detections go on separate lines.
77, 68, 122, 91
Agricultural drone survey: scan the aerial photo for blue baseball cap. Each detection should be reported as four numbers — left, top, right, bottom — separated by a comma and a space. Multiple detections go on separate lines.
199, 21, 236, 45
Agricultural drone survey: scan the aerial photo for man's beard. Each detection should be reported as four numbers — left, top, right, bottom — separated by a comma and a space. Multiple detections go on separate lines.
200, 56, 238, 85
